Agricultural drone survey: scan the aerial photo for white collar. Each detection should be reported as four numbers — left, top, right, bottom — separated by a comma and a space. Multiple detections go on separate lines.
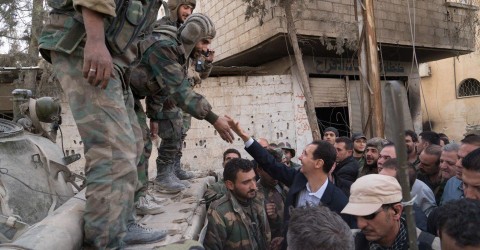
305, 179, 328, 200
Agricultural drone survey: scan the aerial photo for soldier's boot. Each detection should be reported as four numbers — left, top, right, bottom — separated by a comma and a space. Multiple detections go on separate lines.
135, 195, 165, 215
124, 222, 167, 245
153, 160, 186, 194
174, 155, 195, 180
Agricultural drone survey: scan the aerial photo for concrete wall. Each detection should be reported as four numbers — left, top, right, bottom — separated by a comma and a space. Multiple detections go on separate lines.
420, 52, 480, 142
196, 0, 476, 62
183, 73, 313, 171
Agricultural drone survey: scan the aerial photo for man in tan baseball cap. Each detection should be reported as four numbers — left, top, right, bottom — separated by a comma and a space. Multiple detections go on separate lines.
342, 174, 439, 249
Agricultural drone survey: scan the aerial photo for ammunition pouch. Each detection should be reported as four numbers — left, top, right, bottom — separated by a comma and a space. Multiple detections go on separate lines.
105, 0, 160, 55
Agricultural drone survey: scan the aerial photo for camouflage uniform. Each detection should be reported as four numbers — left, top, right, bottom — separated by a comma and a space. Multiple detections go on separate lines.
204, 179, 228, 206
133, 98, 153, 199
153, 0, 212, 181
204, 191, 271, 250
38, 0, 160, 246
128, 16, 218, 192
257, 181, 287, 238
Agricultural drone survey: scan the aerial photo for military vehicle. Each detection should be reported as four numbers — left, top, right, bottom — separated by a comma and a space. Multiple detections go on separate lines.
0, 89, 82, 243
0, 89, 210, 249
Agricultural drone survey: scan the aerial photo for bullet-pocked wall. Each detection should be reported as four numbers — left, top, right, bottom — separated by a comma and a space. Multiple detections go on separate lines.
182, 74, 313, 171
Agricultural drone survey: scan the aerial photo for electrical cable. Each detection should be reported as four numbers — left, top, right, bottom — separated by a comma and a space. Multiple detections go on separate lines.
0, 167, 85, 201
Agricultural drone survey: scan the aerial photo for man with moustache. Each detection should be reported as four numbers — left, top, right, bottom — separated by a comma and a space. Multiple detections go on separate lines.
342, 174, 440, 249
439, 143, 460, 181
428, 135, 480, 235
441, 136, 480, 205
406, 130, 420, 167
358, 137, 386, 177
204, 158, 270, 250
418, 145, 444, 203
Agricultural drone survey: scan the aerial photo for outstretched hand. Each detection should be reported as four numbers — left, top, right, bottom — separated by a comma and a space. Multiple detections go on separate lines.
213, 116, 235, 143
225, 115, 250, 142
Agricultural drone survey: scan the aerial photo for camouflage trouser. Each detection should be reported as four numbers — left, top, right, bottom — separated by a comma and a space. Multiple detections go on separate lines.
51, 50, 143, 248
178, 110, 192, 158
134, 98, 152, 199
156, 107, 183, 168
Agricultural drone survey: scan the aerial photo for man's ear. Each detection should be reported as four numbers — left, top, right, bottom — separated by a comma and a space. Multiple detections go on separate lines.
315, 159, 324, 169
392, 204, 403, 220
225, 180, 235, 191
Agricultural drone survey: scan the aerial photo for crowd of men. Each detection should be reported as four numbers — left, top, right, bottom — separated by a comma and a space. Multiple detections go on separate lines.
36, 0, 480, 248
203, 124, 480, 250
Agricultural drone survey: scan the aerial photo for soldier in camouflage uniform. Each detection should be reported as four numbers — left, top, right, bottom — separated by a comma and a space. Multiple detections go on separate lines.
204, 158, 271, 250
38, 0, 165, 247
128, 14, 234, 194
256, 148, 287, 239
157, 0, 196, 27
151, 0, 215, 187
204, 148, 242, 206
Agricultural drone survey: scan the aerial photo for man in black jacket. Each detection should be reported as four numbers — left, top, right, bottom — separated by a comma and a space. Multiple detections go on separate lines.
333, 137, 360, 196
226, 118, 356, 231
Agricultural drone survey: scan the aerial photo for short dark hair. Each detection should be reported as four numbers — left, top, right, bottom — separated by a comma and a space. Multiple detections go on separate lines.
423, 145, 442, 162
223, 148, 241, 162
223, 158, 254, 183
380, 159, 415, 188
438, 133, 450, 145
462, 147, 480, 172
437, 199, 480, 248
382, 158, 398, 170
461, 134, 480, 147
287, 206, 353, 250
419, 131, 440, 145
309, 140, 337, 173
335, 137, 353, 150
382, 140, 395, 148
405, 130, 418, 142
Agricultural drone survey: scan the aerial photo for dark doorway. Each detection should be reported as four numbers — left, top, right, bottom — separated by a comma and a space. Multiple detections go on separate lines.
316, 107, 350, 138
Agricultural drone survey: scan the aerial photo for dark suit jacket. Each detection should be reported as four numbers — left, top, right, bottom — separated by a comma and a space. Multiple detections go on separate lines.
333, 156, 360, 196
245, 140, 356, 228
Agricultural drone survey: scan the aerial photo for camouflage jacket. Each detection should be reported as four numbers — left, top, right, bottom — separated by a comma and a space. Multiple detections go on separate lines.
204, 191, 271, 250
39, 0, 161, 65
129, 30, 218, 124
257, 181, 287, 238
204, 179, 228, 207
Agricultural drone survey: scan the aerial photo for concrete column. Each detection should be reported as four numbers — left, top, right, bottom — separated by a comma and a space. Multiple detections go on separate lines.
408, 71, 422, 134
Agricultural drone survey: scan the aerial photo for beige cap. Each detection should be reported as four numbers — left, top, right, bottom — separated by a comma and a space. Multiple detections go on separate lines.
341, 174, 402, 216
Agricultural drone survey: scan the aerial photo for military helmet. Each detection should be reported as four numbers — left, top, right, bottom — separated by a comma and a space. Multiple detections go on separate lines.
178, 13, 216, 57
29, 97, 61, 123
167, 0, 196, 23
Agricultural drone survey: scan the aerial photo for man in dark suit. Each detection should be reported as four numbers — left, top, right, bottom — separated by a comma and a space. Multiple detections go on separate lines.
333, 137, 360, 196
227, 118, 356, 233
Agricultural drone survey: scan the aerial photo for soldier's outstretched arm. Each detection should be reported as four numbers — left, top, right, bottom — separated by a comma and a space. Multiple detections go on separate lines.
204, 208, 227, 250
145, 43, 234, 142
213, 116, 234, 143
81, 7, 113, 89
